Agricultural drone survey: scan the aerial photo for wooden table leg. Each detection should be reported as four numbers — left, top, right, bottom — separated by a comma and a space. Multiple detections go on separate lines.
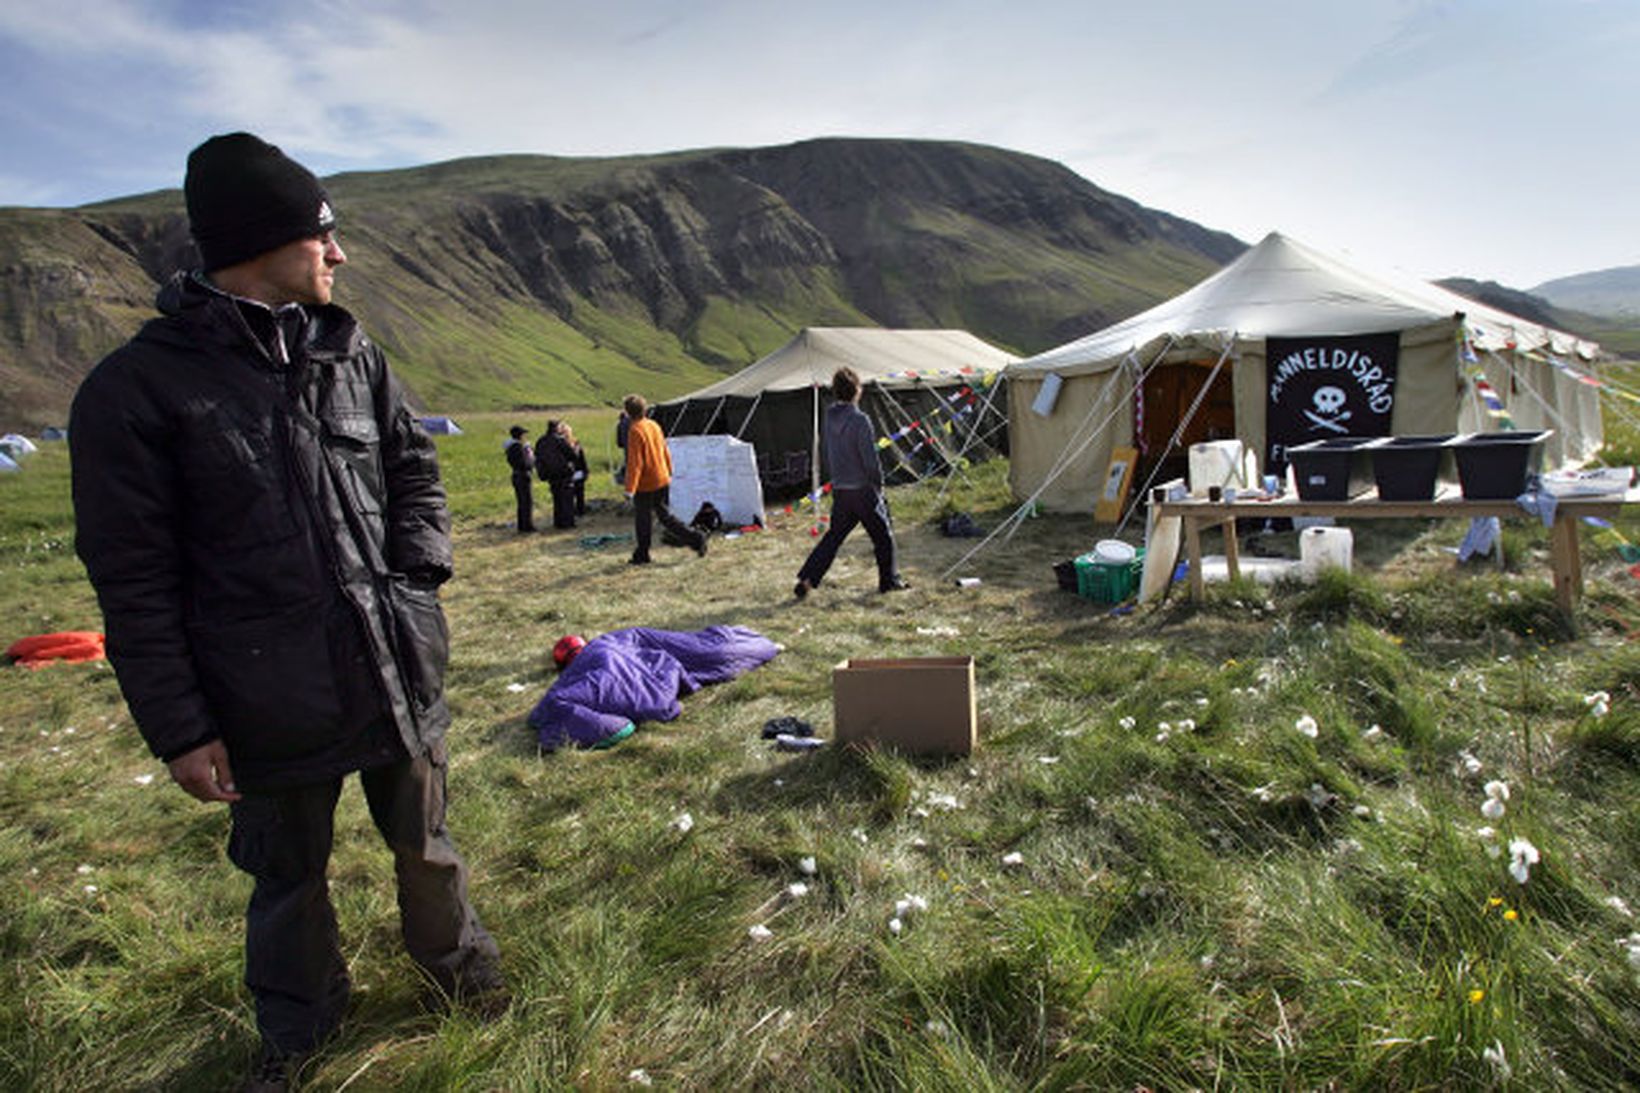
1549, 513, 1582, 618
1222, 516, 1241, 582
1185, 517, 1206, 601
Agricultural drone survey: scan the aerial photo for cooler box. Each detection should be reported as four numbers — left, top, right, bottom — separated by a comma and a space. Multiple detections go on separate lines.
1286, 437, 1377, 501
1366, 434, 1456, 501
1451, 431, 1552, 500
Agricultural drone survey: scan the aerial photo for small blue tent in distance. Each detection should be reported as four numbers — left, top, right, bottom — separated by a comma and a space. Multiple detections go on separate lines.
419, 416, 463, 435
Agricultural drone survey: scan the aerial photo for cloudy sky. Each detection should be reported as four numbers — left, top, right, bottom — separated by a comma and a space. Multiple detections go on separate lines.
1, 0, 1634, 288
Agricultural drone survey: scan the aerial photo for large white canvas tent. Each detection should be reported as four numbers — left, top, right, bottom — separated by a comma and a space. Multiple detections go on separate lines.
1006, 232, 1605, 513
652, 328, 1015, 497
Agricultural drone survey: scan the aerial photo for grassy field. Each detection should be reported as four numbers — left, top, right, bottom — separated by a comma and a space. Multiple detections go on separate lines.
5, 412, 1640, 1090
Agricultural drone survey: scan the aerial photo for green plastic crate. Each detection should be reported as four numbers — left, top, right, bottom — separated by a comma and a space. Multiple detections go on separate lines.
1074, 548, 1144, 603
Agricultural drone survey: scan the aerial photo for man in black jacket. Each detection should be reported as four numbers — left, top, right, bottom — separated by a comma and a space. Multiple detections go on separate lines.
69, 133, 502, 1091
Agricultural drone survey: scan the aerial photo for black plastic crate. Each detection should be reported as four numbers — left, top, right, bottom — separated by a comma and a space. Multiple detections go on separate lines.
1367, 434, 1456, 501
1452, 430, 1551, 500
1287, 437, 1377, 501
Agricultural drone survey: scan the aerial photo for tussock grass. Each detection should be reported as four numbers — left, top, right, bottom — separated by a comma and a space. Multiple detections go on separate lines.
5, 416, 1640, 1089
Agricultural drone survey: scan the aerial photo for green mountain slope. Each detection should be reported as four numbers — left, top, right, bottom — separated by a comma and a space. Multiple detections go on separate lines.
0, 138, 1244, 428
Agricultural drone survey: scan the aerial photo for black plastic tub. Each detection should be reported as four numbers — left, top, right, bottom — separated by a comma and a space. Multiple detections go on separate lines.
1367, 434, 1456, 501
1287, 437, 1377, 501
1451, 430, 1552, 500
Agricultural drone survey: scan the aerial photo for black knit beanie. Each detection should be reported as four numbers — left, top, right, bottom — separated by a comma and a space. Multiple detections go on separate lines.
185, 132, 336, 272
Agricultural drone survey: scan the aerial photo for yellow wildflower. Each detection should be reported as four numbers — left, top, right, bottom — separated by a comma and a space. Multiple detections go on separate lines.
1468, 989, 1486, 1005
1503, 909, 1519, 922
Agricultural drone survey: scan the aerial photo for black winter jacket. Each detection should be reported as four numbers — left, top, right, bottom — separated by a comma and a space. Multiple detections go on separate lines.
70, 273, 453, 790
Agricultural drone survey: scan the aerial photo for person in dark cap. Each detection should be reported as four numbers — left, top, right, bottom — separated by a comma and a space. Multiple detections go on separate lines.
68, 133, 503, 1092
505, 424, 536, 532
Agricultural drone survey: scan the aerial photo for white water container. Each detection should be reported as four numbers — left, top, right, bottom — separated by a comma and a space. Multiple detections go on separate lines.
1189, 440, 1257, 496
1299, 526, 1353, 582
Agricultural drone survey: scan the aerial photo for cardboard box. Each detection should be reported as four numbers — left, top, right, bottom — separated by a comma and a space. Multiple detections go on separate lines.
832, 656, 977, 756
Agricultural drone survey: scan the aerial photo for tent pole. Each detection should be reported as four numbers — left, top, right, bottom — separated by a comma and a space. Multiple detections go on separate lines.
811, 382, 821, 503
734, 391, 764, 439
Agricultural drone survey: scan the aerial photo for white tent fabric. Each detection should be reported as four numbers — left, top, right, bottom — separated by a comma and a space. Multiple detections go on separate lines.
0, 433, 39, 457
0, 451, 18, 474
1006, 232, 1605, 512
677, 328, 1016, 398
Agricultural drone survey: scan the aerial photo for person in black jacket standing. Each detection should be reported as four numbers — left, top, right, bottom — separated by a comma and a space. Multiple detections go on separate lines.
69, 133, 503, 1091
505, 424, 536, 532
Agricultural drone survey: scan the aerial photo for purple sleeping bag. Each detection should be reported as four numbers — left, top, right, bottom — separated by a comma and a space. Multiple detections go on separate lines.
528, 625, 780, 750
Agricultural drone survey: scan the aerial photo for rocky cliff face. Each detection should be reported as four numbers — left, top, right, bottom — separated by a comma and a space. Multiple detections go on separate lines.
0, 138, 1244, 428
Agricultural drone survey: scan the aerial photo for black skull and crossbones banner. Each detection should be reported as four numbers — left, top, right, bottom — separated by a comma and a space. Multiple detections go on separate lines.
1264, 332, 1399, 476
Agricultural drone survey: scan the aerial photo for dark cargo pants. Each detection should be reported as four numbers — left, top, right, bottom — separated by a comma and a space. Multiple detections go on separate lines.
227, 745, 500, 1054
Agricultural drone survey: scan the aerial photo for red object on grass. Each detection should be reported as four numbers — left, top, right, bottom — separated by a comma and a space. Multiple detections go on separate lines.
7, 631, 106, 669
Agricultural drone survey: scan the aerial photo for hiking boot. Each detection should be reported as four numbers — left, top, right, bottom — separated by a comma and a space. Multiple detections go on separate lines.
628, 554, 651, 565
880, 576, 912, 593
792, 579, 810, 600
423, 963, 512, 1020
240, 1045, 304, 1093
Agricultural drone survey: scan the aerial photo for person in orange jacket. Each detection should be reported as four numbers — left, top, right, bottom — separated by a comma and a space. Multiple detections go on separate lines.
622, 394, 707, 565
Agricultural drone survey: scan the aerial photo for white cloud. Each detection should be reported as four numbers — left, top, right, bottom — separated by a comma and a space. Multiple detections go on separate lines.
0, 0, 1634, 285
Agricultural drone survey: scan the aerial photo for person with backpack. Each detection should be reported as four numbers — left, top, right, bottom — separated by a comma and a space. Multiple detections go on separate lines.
533, 419, 577, 529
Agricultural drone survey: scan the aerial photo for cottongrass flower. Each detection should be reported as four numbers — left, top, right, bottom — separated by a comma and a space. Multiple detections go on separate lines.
1036, 756, 1060, 765
133, 773, 155, 786
888, 917, 903, 936
798, 856, 817, 875
1001, 851, 1024, 867
1362, 724, 1384, 742
1476, 826, 1503, 859
1459, 751, 1483, 776
1619, 934, 1640, 969
747, 924, 773, 941
628, 1068, 654, 1086
671, 812, 694, 834
1484, 780, 1510, 800
1118, 716, 1136, 730
505, 682, 527, 693
1481, 797, 1506, 820
1585, 691, 1611, 717
1508, 837, 1540, 885
1295, 714, 1319, 738
1606, 896, 1633, 918
1177, 718, 1196, 733
1352, 804, 1373, 818
1482, 1041, 1512, 1081
786, 882, 810, 899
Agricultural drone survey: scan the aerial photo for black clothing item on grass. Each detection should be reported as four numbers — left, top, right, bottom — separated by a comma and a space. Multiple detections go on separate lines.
630, 485, 704, 563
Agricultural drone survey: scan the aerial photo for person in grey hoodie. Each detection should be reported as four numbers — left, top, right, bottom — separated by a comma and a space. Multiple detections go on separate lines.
793, 367, 910, 598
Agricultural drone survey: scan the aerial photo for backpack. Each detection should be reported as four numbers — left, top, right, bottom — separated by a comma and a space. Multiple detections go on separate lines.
690, 502, 724, 533
534, 434, 571, 482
